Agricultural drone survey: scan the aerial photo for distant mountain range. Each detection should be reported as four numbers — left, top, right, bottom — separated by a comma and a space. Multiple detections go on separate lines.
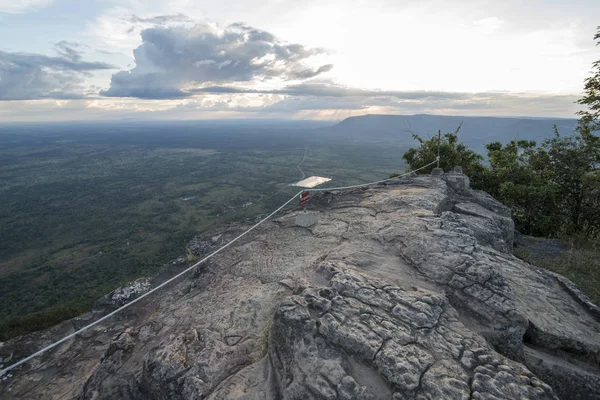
317, 114, 578, 154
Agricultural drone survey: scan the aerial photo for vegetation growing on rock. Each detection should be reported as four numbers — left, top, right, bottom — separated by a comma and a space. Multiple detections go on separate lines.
400, 27, 600, 307
403, 27, 600, 239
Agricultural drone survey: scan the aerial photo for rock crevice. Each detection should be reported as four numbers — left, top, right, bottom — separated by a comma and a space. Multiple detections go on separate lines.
1, 172, 599, 400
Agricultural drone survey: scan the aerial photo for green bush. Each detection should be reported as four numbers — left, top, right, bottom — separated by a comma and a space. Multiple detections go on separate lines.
402, 124, 485, 179
402, 127, 599, 238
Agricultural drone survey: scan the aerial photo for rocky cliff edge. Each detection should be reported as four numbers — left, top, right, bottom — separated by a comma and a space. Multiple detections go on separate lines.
1, 170, 599, 400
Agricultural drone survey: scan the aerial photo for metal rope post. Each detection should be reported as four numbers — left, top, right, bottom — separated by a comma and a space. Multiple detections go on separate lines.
437, 129, 441, 168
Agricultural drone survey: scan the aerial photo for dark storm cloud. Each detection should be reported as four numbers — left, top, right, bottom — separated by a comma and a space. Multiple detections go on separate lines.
101, 71, 190, 99
101, 23, 332, 99
0, 45, 115, 100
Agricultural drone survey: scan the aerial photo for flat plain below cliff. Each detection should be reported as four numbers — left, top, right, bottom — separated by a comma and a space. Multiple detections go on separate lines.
1, 171, 599, 400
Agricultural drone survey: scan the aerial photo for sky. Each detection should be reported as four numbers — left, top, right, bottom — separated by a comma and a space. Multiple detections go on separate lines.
0, 0, 598, 121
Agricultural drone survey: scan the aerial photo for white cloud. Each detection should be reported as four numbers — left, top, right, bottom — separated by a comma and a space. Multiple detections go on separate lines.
83, 1, 599, 96
471, 17, 504, 33
85, 8, 197, 55
0, 0, 53, 14
0, 86, 581, 122
101, 23, 332, 99
2, 0, 599, 120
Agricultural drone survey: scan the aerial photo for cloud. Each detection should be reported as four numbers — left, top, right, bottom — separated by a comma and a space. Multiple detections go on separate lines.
0, 88, 581, 123
53, 41, 88, 62
471, 17, 504, 34
101, 23, 332, 99
0, 0, 52, 14
128, 14, 193, 26
190, 81, 581, 115
0, 43, 115, 100
193, 82, 474, 100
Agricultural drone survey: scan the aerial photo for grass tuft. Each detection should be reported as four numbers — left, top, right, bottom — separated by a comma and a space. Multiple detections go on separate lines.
252, 313, 274, 363
515, 235, 600, 305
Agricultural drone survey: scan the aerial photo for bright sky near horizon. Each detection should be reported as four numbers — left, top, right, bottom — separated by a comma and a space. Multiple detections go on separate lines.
0, 0, 598, 121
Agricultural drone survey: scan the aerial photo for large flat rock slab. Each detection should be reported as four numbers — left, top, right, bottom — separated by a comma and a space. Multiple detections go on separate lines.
1, 173, 599, 399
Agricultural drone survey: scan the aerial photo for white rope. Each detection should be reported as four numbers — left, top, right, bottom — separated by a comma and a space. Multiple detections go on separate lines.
307, 158, 439, 192
0, 190, 304, 377
0, 157, 440, 377
297, 146, 308, 180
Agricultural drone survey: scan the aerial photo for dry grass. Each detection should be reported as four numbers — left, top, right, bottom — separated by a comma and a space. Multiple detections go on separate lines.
515, 235, 600, 305
252, 313, 274, 362
185, 250, 199, 264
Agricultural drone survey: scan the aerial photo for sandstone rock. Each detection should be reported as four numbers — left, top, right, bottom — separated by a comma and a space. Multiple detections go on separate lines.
430, 167, 444, 176
1, 173, 599, 400
295, 211, 318, 227
186, 235, 215, 256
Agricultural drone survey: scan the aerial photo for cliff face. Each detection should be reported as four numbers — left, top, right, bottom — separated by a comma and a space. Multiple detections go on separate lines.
1, 171, 600, 400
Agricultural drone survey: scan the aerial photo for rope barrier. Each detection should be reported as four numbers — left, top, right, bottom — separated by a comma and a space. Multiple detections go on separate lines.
297, 146, 308, 180
0, 156, 440, 377
307, 158, 439, 192
0, 190, 303, 377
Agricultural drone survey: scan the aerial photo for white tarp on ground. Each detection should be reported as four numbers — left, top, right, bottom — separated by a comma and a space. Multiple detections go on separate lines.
292, 176, 332, 188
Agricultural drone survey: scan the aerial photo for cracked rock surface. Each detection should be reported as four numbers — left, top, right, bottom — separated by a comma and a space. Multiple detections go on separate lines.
1, 173, 599, 400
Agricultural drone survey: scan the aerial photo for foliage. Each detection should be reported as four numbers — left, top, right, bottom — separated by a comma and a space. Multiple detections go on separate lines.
186, 249, 199, 263
484, 128, 599, 236
401, 125, 485, 178
577, 26, 600, 133
402, 126, 599, 237
479, 138, 560, 236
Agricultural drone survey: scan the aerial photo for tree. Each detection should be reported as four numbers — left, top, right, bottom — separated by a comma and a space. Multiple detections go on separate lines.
402, 125, 485, 179
577, 26, 600, 133
401, 125, 599, 237
572, 26, 600, 236
479, 139, 560, 236
536, 128, 599, 234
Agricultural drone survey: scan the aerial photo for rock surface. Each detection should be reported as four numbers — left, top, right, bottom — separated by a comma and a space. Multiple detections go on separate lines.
1, 172, 599, 400
93, 278, 152, 312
